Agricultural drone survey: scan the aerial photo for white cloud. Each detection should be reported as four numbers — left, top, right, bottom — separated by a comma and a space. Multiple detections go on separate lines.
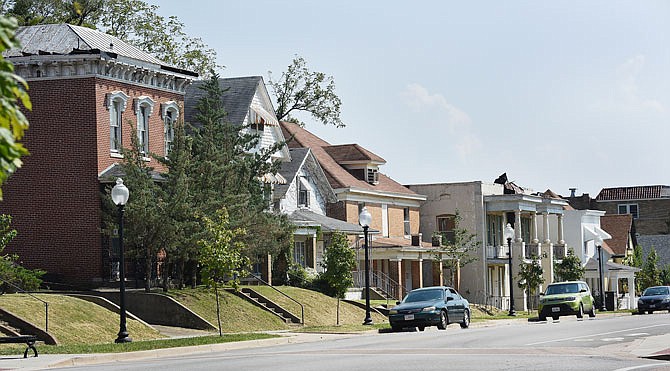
401, 83, 481, 159
614, 55, 665, 113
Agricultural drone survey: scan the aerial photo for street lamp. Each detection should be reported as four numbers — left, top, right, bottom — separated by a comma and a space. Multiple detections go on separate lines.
595, 235, 605, 311
112, 178, 132, 343
359, 207, 373, 325
504, 223, 516, 316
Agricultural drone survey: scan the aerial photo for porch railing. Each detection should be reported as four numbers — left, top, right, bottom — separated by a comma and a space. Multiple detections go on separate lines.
352, 270, 406, 301
486, 245, 509, 259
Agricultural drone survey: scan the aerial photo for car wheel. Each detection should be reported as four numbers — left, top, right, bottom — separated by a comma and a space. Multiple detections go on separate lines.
588, 306, 596, 318
391, 325, 402, 332
576, 303, 584, 319
539, 314, 547, 321
638, 309, 645, 315
437, 310, 448, 330
417, 326, 425, 332
552, 316, 558, 321
460, 309, 470, 329
649, 311, 654, 314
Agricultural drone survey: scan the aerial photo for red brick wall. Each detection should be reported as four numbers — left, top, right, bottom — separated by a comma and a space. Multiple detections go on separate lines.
0, 76, 184, 286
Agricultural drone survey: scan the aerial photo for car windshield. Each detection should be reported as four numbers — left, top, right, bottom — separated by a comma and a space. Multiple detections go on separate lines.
545, 283, 580, 295
643, 287, 669, 296
404, 289, 444, 303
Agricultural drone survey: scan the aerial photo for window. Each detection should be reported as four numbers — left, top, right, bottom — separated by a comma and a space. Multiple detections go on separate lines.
486, 214, 503, 246
134, 96, 155, 155
298, 189, 309, 207
367, 168, 379, 184
161, 102, 179, 156
618, 204, 639, 219
403, 207, 411, 235
437, 214, 456, 244
293, 241, 306, 267
106, 91, 129, 153
249, 109, 265, 133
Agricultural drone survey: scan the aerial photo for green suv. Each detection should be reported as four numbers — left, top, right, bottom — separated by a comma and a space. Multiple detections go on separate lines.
538, 281, 596, 321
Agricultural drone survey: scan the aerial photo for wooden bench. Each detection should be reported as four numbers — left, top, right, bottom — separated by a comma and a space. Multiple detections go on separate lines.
0, 335, 38, 358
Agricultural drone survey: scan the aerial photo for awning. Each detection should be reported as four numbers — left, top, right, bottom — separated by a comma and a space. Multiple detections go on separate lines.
259, 173, 287, 184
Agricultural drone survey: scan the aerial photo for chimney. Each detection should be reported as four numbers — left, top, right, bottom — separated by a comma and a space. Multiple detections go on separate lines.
569, 188, 577, 198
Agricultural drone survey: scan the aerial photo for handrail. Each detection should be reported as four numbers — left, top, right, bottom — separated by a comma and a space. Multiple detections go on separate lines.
247, 273, 304, 325
0, 280, 48, 333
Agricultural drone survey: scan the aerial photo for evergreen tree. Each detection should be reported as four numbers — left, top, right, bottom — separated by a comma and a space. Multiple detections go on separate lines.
554, 248, 585, 282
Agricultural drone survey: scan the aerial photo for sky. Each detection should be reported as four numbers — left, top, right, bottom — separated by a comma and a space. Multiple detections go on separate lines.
147, 0, 669, 197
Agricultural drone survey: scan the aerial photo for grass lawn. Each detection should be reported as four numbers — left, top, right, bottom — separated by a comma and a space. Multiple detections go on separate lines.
164, 288, 290, 332
0, 294, 163, 347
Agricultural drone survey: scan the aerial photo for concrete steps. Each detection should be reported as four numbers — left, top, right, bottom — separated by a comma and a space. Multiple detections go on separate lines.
228, 288, 301, 324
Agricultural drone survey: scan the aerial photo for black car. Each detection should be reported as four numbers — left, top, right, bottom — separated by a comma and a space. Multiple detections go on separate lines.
388, 286, 470, 332
638, 286, 670, 314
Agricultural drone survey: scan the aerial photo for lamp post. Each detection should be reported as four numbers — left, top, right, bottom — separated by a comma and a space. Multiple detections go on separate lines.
359, 207, 373, 325
504, 223, 516, 316
112, 178, 132, 343
595, 235, 605, 311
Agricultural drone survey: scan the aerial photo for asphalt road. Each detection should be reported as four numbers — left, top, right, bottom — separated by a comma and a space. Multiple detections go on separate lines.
61, 313, 670, 371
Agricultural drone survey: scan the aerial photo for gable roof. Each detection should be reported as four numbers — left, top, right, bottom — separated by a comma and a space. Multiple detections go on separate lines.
600, 214, 633, 256
6, 24, 195, 76
596, 185, 670, 201
280, 121, 420, 197
184, 76, 264, 127
288, 209, 362, 234
274, 148, 336, 203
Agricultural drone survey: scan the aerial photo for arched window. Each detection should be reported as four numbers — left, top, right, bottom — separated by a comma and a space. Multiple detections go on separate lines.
106, 91, 129, 153
161, 102, 179, 156
134, 96, 154, 154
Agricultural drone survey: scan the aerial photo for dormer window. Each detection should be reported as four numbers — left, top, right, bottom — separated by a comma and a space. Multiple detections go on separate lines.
367, 168, 379, 185
298, 189, 309, 207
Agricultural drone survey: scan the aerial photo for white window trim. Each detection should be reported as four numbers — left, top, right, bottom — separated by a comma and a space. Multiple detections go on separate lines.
134, 96, 155, 154
106, 91, 129, 153
161, 101, 179, 156
618, 203, 639, 219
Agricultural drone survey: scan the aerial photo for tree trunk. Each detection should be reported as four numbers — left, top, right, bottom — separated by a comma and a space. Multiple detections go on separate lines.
144, 246, 152, 292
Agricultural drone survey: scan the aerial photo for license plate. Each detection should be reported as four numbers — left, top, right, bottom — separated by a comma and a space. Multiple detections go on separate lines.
649, 304, 655, 308
551, 307, 560, 312
404, 314, 414, 321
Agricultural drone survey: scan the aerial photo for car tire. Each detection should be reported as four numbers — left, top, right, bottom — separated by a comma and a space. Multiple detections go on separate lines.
391, 325, 402, 332
417, 326, 425, 332
539, 314, 547, 321
552, 316, 558, 321
460, 309, 470, 329
638, 309, 645, 315
588, 306, 596, 318
649, 311, 654, 314
437, 310, 448, 330
577, 303, 584, 319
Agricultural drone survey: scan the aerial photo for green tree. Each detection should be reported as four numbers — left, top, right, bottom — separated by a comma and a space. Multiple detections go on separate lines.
0, 214, 43, 292
117, 121, 167, 292
661, 265, 670, 286
434, 211, 480, 289
517, 254, 545, 311
268, 55, 343, 127
638, 247, 662, 290
198, 207, 248, 336
554, 248, 585, 282
155, 115, 200, 289
0, 15, 30, 200
320, 232, 356, 298
189, 72, 292, 271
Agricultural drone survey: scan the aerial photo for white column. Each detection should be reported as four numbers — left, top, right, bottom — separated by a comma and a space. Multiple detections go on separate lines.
557, 214, 565, 245
628, 276, 636, 309
542, 212, 550, 244
514, 211, 522, 242
531, 212, 539, 244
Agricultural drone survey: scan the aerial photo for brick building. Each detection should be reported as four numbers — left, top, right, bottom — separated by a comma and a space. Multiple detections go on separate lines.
0, 24, 196, 287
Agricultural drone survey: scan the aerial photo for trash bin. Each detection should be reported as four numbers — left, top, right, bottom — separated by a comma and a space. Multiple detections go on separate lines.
605, 291, 615, 311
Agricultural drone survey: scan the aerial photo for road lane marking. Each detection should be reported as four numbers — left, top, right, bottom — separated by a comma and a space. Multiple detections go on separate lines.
526, 324, 670, 346
602, 337, 625, 341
